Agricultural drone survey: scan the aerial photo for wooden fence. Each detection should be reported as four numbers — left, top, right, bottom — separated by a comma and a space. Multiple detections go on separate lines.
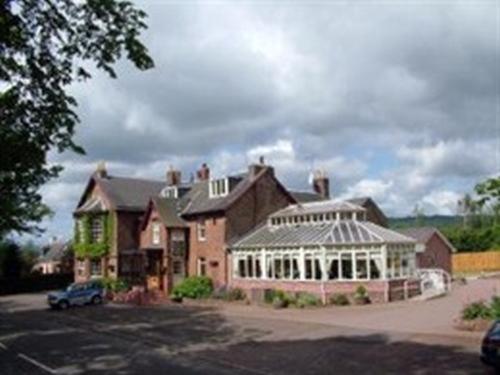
452, 251, 500, 274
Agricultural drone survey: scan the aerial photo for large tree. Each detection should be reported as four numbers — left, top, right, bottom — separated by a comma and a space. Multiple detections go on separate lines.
0, 0, 154, 237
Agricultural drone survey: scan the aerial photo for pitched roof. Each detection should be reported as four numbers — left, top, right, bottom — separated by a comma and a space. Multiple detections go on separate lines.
290, 191, 325, 203
396, 227, 456, 252
39, 241, 70, 262
270, 200, 365, 218
81, 175, 165, 212
75, 195, 107, 214
232, 220, 415, 248
150, 196, 187, 228
181, 167, 295, 216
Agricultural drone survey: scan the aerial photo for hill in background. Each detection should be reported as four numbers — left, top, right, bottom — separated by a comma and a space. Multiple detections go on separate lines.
389, 215, 461, 229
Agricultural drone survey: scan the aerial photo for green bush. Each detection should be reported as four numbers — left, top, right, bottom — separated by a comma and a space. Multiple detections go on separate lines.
264, 289, 287, 304
99, 277, 129, 293
461, 301, 491, 320
211, 286, 246, 301
354, 285, 367, 298
295, 293, 321, 308
172, 276, 213, 299
330, 293, 350, 306
490, 296, 500, 319
226, 287, 246, 301
272, 295, 288, 309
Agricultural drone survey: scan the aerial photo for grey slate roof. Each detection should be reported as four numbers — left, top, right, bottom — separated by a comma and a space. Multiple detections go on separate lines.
270, 200, 365, 218
96, 176, 165, 211
396, 227, 455, 252
232, 220, 415, 248
151, 197, 187, 227
290, 191, 325, 203
39, 241, 70, 262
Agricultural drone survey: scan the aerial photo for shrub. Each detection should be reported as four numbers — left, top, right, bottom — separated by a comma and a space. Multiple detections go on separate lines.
295, 293, 321, 308
330, 293, 350, 306
353, 285, 370, 305
211, 286, 246, 301
462, 301, 491, 321
226, 287, 246, 301
99, 277, 129, 293
172, 276, 213, 299
264, 289, 287, 304
272, 296, 288, 309
490, 296, 500, 319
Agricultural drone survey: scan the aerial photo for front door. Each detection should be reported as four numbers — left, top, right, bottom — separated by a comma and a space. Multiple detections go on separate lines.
146, 249, 163, 290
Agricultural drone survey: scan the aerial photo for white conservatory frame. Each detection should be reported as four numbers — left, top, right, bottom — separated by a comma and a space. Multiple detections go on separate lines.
232, 244, 416, 282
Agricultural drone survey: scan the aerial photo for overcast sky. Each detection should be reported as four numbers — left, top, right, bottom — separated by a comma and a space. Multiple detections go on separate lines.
33, 0, 499, 243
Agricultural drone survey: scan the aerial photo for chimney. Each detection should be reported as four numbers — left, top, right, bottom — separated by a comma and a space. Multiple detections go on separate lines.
248, 155, 271, 177
196, 163, 210, 181
166, 166, 181, 186
312, 170, 330, 199
94, 161, 108, 179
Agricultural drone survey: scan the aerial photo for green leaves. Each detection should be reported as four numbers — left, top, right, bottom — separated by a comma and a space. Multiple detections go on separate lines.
0, 0, 153, 237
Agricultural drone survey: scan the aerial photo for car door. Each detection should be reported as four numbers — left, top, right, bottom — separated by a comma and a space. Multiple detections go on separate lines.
69, 283, 87, 305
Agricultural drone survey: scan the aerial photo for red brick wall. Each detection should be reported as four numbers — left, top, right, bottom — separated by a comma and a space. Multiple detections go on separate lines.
230, 279, 389, 303
139, 209, 167, 250
187, 170, 293, 288
187, 216, 228, 287
417, 233, 452, 274
225, 170, 293, 241
230, 277, 421, 304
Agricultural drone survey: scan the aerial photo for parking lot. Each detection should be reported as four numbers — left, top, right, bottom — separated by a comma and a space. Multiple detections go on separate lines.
0, 285, 494, 375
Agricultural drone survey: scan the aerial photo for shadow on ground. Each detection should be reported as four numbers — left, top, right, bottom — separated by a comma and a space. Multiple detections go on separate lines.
0, 298, 493, 374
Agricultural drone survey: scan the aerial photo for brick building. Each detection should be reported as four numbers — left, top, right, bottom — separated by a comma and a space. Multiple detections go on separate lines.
73, 159, 397, 297
397, 227, 455, 274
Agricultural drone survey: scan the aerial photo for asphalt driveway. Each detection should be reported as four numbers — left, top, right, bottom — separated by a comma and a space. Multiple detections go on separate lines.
0, 289, 493, 375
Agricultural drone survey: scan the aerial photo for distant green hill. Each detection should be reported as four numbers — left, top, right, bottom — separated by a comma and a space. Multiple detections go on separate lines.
389, 215, 461, 229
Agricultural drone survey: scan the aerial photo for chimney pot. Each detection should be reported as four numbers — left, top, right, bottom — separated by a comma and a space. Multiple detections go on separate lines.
312, 170, 330, 199
196, 163, 210, 181
166, 166, 181, 186
95, 161, 107, 179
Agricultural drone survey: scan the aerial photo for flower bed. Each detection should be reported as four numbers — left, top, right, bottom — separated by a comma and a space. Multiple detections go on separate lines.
455, 295, 500, 331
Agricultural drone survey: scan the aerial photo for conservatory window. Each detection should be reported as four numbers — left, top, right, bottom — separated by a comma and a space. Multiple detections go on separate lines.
238, 258, 246, 278
394, 252, 401, 278
328, 258, 339, 280
314, 258, 322, 280
266, 254, 273, 278
355, 253, 368, 279
292, 257, 300, 279
247, 254, 254, 277
341, 253, 353, 279
401, 253, 409, 276
274, 257, 283, 279
283, 254, 291, 279
369, 255, 383, 279
255, 256, 262, 278
305, 254, 313, 279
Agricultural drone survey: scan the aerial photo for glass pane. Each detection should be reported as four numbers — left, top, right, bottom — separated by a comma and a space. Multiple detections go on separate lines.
238, 259, 246, 278
356, 254, 368, 279
292, 258, 300, 279
305, 257, 313, 280
274, 258, 282, 279
329, 259, 339, 280
369, 258, 382, 279
267, 255, 273, 278
283, 255, 291, 279
255, 258, 262, 278
247, 255, 253, 277
341, 253, 353, 279
314, 258, 322, 280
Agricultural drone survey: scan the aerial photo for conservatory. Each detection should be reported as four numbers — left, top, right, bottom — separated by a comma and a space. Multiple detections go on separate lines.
230, 200, 421, 303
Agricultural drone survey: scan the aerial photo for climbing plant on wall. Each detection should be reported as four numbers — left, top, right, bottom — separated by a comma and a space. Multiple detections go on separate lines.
74, 213, 113, 259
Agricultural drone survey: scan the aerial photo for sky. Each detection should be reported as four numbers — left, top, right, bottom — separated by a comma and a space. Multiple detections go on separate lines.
32, 0, 499, 243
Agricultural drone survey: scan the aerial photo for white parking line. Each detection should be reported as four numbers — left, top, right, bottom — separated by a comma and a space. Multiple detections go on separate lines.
17, 353, 56, 374
0, 342, 7, 350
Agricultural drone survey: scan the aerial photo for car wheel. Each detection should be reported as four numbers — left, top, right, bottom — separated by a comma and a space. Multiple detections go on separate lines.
91, 295, 102, 305
58, 300, 69, 310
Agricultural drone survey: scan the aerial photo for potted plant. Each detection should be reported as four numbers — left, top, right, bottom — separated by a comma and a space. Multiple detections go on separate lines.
353, 285, 370, 305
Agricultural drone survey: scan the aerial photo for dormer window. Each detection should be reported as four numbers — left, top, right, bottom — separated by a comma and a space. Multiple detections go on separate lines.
209, 178, 229, 198
161, 186, 178, 199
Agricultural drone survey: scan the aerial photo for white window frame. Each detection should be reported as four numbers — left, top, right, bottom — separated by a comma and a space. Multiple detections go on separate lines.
197, 220, 206, 242
197, 257, 207, 276
152, 221, 161, 245
209, 178, 229, 198
90, 216, 103, 243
